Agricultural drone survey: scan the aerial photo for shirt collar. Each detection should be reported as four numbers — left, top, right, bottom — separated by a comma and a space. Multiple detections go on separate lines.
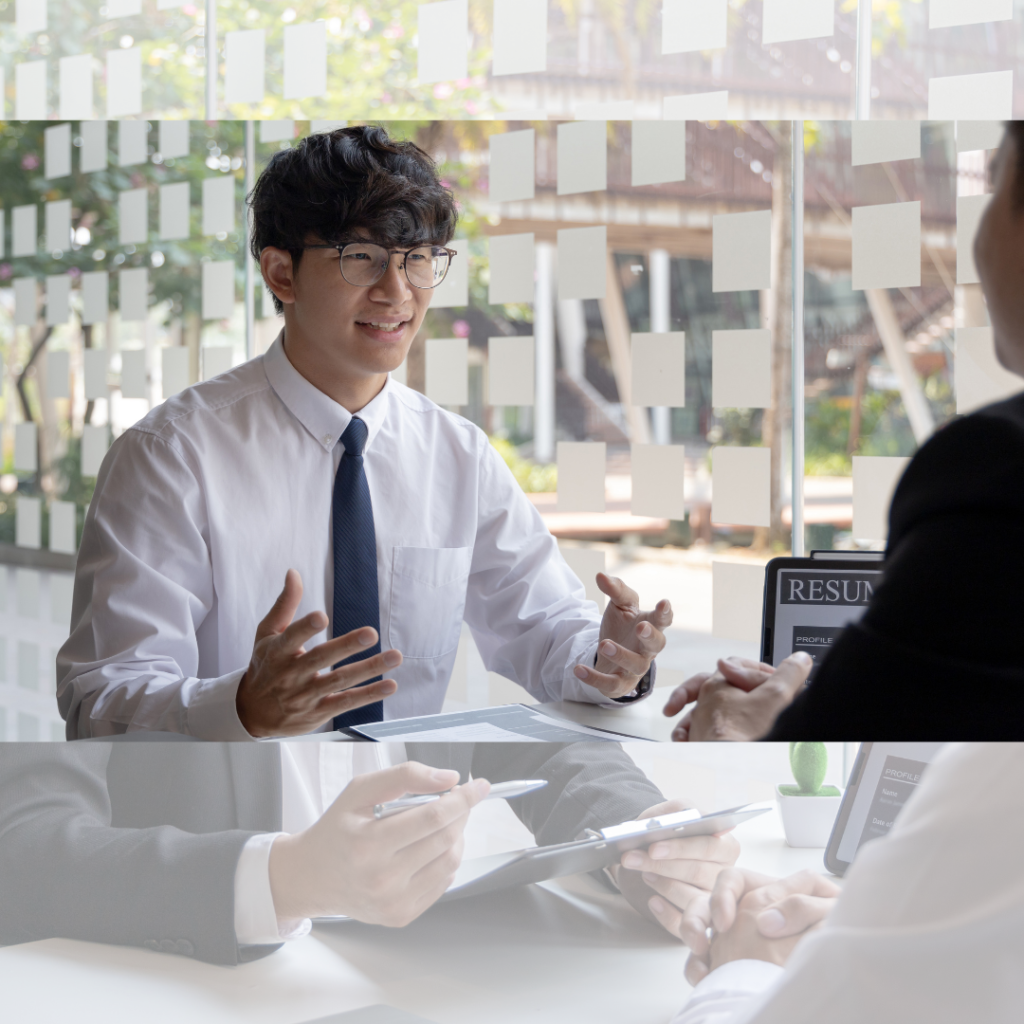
262, 329, 393, 455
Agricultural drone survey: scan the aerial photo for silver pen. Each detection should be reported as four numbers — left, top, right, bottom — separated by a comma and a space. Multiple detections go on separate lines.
373, 779, 548, 819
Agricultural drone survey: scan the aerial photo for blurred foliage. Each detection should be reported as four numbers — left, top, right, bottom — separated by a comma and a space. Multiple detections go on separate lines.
489, 436, 557, 493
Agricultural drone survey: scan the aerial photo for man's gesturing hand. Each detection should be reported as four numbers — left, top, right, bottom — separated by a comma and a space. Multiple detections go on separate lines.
573, 573, 673, 700
268, 762, 490, 927
236, 569, 401, 737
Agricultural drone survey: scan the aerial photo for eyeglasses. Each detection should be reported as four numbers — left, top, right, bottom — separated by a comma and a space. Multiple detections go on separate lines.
302, 241, 457, 290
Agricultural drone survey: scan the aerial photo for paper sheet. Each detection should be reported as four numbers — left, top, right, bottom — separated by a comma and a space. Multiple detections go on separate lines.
663, 91, 729, 120
662, 0, 727, 54
106, 47, 142, 118
575, 100, 635, 119
761, 0, 834, 44
202, 346, 234, 380
260, 120, 295, 144
284, 22, 328, 99
118, 188, 148, 246
13, 277, 37, 325
851, 120, 921, 166
202, 175, 235, 236
16, 569, 40, 618
558, 545, 607, 609
162, 347, 191, 399
429, 239, 469, 308
712, 329, 772, 408
712, 560, 765, 642
956, 121, 1004, 153
16, 643, 40, 689
956, 193, 992, 285
158, 120, 190, 160
118, 119, 148, 167
631, 332, 686, 407
488, 232, 535, 304
852, 456, 910, 541
202, 260, 235, 321
159, 181, 190, 241
711, 446, 771, 527
712, 210, 772, 293
852, 201, 921, 290
44, 123, 72, 180
955, 326, 1023, 414
16, 0, 47, 34
632, 120, 686, 186
489, 129, 535, 203
225, 29, 265, 106
120, 349, 147, 399
631, 443, 686, 519
557, 121, 607, 196
81, 271, 109, 326
83, 349, 108, 401
119, 267, 149, 322
45, 349, 70, 397
929, 0, 1012, 29
556, 441, 606, 512
58, 55, 94, 120
44, 199, 71, 254
48, 501, 76, 555
425, 337, 469, 406
310, 120, 347, 134
45, 276, 71, 328
51, 573, 74, 626
107, 0, 142, 15
16, 497, 42, 550
81, 424, 110, 477
418, 0, 468, 83
492, 0, 547, 75
14, 423, 38, 473
487, 336, 535, 406
557, 226, 606, 300
15, 61, 46, 120
928, 70, 1013, 120
80, 121, 108, 173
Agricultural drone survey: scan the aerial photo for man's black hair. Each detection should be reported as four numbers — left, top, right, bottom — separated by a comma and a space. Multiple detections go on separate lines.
248, 125, 458, 313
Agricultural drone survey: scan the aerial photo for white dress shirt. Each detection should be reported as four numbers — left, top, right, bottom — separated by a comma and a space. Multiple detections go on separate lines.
58, 332, 636, 738
670, 742, 1024, 1024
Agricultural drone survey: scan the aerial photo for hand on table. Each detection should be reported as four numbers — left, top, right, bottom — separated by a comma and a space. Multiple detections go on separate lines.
573, 573, 673, 700
269, 761, 490, 927
610, 799, 740, 938
663, 653, 813, 741
236, 569, 402, 737
679, 867, 840, 985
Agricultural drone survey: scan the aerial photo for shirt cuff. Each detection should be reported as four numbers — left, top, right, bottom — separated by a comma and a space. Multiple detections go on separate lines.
234, 833, 312, 946
185, 667, 255, 741
670, 960, 785, 1024
560, 638, 657, 708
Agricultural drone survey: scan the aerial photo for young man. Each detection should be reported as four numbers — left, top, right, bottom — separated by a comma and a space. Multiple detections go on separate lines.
57, 126, 672, 739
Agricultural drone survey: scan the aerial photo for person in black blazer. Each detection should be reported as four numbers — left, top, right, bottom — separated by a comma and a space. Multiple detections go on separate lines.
664, 121, 1024, 741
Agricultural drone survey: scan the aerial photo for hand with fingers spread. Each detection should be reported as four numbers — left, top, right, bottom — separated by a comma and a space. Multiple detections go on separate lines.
679, 867, 840, 986
573, 573, 674, 700
268, 761, 490, 927
236, 569, 402, 737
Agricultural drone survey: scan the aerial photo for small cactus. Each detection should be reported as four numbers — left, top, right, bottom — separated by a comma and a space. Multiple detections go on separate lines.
778, 742, 840, 797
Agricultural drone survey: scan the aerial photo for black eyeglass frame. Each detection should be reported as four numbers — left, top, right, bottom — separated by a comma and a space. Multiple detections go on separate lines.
300, 241, 458, 290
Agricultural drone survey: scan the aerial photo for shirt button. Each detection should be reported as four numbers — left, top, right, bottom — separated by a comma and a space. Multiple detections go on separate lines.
323, 435, 333, 446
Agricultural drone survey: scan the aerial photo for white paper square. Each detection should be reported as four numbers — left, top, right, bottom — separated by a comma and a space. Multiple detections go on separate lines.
493, 0, 546, 75
16, 497, 41, 550
16, 569, 40, 618
107, 0, 142, 14
261, 280, 277, 319
631, 120, 686, 187
14, 423, 38, 473
162, 347, 191, 399
851, 120, 921, 166
81, 424, 110, 476
13, 278, 37, 326
556, 441, 606, 512
119, 267, 149, 322
83, 348, 108, 401
158, 120, 190, 159
81, 271, 109, 325
955, 326, 1023, 414
260, 120, 295, 144
106, 48, 142, 118
852, 456, 909, 541
487, 336, 534, 405
202, 346, 234, 380
44, 199, 71, 254
956, 121, 1004, 153
557, 121, 607, 196
429, 239, 469, 308
425, 337, 469, 406
225, 29, 265, 105
12, 205, 37, 258
712, 329, 772, 408
118, 119, 148, 167
309, 120, 347, 134
575, 101, 635, 119
929, 0, 1012, 29
284, 22, 327, 99
16, 0, 46, 33
928, 70, 1013, 120
631, 443, 686, 518
488, 233, 535, 304
762, 0, 834, 44
489, 129, 535, 202
712, 560, 765, 642
51, 573, 74, 626
45, 276, 71, 328
202, 260, 235, 320
663, 91, 729, 120
418, 0, 468, 83
44, 123, 72, 180
118, 188, 148, 246
956, 193, 992, 285
558, 545, 607, 609
557, 226, 606, 301
48, 500, 76, 554
202, 176, 235, 236
120, 349, 147, 399
712, 210, 772, 292
45, 349, 70, 397
59, 55, 93, 120
632, 332, 686, 407
15, 61, 46, 120
852, 201, 921, 290
662, 0, 727, 54
711, 446, 770, 526
80, 121, 108, 173
159, 181, 190, 241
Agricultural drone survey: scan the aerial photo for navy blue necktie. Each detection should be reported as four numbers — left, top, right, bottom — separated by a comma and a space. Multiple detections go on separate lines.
331, 416, 385, 730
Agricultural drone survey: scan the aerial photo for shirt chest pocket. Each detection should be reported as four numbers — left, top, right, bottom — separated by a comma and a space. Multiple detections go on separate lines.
388, 546, 473, 659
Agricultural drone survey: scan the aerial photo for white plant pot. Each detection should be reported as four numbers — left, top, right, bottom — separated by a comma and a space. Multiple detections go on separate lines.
775, 785, 843, 848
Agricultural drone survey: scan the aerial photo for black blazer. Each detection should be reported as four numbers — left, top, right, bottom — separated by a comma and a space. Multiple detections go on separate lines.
768, 392, 1024, 740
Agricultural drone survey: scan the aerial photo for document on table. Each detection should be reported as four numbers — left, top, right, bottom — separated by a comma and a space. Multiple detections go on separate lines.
346, 704, 648, 743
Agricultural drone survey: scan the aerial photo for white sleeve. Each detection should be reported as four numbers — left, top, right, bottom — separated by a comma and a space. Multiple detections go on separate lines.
670, 961, 785, 1024
56, 428, 253, 739
234, 834, 312, 946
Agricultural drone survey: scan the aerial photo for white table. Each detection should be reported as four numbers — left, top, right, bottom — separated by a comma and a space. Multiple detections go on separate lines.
541, 692, 680, 741
0, 807, 825, 1024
